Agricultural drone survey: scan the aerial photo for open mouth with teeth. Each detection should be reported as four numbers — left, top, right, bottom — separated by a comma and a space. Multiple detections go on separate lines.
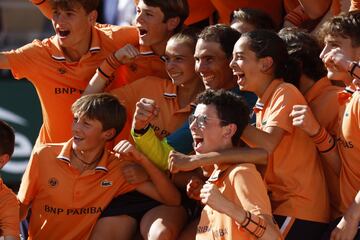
58, 30, 70, 37
138, 28, 148, 37
193, 137, 204, 151
235, 73, 245, 85
169, 72, 182, 80
201, 75, 215, 81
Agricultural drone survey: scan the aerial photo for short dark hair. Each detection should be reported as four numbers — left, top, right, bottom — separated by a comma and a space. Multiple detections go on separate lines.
279, 27, 326, 83
0, 120, 15, 157
198, 24, 241, 59
71, 93, 126, 140
242, 30, 301, 85
51, 0, 99, 14
143, 0, 189, 33
196, 89, 249, 146
318, 11, 360, 47
231, 8, 275, 31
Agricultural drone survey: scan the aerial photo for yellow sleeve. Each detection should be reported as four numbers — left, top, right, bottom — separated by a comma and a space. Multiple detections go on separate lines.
131, 127, 174, 171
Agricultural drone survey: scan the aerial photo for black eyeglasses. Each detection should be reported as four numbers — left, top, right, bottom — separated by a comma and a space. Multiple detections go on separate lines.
188, 114, 229, 129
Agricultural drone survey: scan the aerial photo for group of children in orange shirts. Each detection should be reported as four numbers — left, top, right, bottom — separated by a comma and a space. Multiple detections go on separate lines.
0, 0, 360, 239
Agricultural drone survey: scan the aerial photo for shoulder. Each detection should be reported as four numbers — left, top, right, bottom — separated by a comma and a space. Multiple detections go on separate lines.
227, 163, 260, 180
272, 82, 306, 104
0, 180, 17, 201
94, 24, 138, 40
114, 76, 167, 93
31, 143, 64, 163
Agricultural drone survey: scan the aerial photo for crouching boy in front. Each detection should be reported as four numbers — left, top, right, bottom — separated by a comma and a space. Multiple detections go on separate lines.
17, 93, 180, 239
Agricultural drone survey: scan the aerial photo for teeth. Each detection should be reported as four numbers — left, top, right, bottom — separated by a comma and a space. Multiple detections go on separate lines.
170, 73, 181, 78
201, 75, 215, 81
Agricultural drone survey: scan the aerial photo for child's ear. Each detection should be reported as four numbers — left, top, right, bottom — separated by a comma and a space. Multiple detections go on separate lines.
104, 128, 116, 141
0, 154, 10, 169
223, 124, 237, 139
260, 56, 273, 73
166, 17, 180, 32
88, 10, 98, 25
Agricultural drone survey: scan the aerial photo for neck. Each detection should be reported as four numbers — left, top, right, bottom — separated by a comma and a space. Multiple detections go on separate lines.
177, 77, 204, 108
71, 148, 103, 171
222, 76, 237, 90
150, 37, 170, 56
255, 76, 274, 98
61, 29, 92, 62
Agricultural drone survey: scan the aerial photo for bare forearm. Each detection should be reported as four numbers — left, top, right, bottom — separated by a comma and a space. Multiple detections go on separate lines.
241, 125, 282, 155
219, 200, 280, 240
83, 72, 108, 95
194, 148, 268, 168
140, 157, 180, 205
172, 169, 204, 189
346, 191, 360, 222
319, 146, 341, 175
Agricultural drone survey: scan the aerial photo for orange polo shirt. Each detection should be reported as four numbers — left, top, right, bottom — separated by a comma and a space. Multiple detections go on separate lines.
338, 91, 360, 213
5, 24, 139, 145
196, 163, 272, 240
17, 139, 136, 240
111, 46, 168, 89
254, 79, 329, 223
0, 179, 19, 237
110, 76, 195, 143
210, 0, 283, 28
305, 77, 342, 219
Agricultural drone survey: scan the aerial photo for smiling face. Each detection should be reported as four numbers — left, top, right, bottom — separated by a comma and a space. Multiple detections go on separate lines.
51, 3, 95, 50
194, 39, 235, 90
71, 113, 110, 154
320, 35, 360, 84
135, 0, 172, 51
164, 39, 198, 86
229, 37, 264, 95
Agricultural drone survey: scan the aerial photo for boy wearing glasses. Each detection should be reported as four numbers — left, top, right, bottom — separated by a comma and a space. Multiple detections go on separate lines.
189, 89, 280, 239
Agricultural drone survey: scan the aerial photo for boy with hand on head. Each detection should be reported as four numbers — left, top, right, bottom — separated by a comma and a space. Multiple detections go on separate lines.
188, 89, 280, 240
0, 121, 19, 240
17, 93, 180, 240
289, 11, 360, 239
